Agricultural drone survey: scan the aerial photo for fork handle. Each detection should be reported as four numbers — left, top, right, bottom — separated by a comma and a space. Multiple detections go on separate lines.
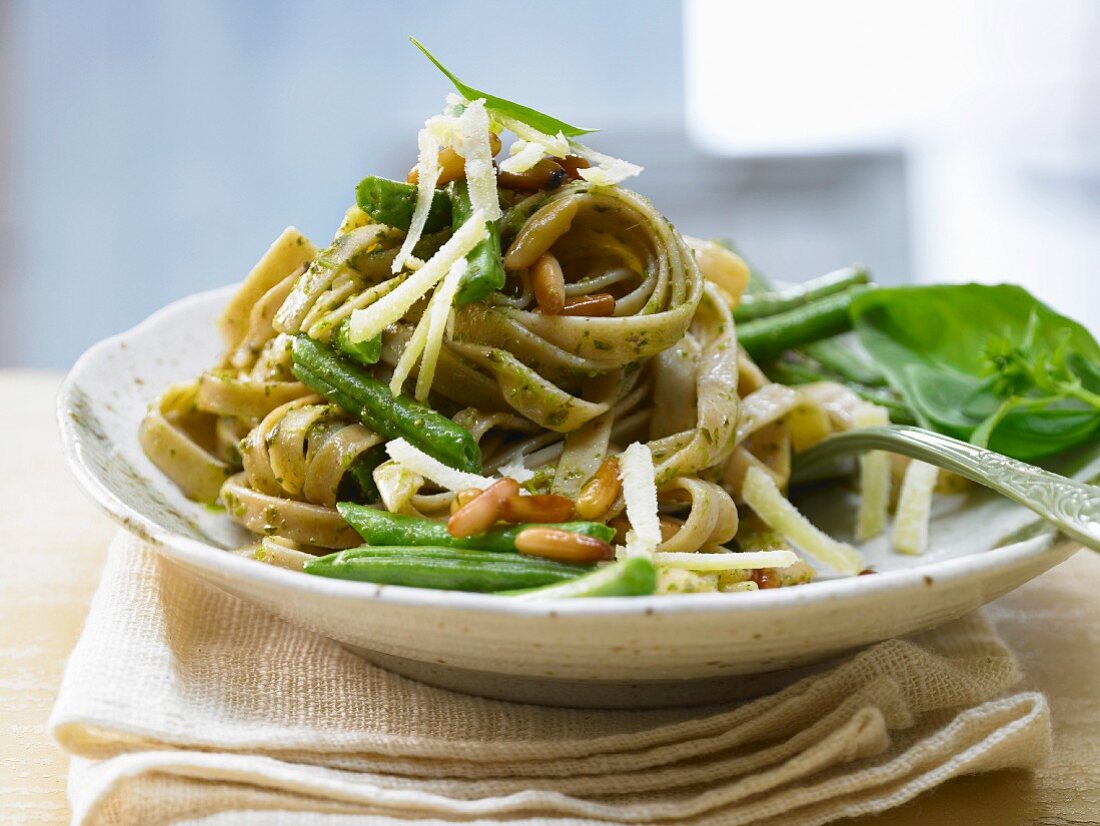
793, 425, 1100, 552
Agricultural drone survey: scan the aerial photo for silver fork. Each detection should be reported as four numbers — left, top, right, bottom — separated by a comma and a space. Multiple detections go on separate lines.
791, 424, 1100, 552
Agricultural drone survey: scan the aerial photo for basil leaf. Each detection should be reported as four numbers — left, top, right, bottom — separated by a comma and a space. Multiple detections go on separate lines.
851, 284, 1100, 460
410, 37, 597, 137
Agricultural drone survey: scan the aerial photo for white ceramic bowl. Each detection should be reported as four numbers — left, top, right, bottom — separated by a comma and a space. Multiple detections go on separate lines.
58, 287, 1093, 707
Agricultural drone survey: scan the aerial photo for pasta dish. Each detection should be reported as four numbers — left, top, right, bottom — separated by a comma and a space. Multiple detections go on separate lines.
138, 40, 1100, 598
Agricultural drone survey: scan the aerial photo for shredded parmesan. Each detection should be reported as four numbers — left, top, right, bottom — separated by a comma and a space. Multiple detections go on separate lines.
388, 306, 431, 397
373, 459, 424, 514
414, 258, 468, 401
742, 465, 864, 575
653, 550, 798, 571
854, 404, 891, 541
499, 140, 546, 174
392, 124, 442, 274
893, 459, 938, 555
496, 457, 535, 484
570, 140, 643, 186
490, 112, 569, 157
458, 100, 501, 221
385, 438, 494, 492
619, 442, 661, 557
348, 213, 488, 344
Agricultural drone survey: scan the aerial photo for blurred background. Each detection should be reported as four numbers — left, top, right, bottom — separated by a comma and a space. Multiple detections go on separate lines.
1, 0, 1098, 368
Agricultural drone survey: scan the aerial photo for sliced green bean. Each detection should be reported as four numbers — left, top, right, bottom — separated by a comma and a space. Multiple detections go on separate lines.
337, 503, 615, 551
448, 179, 505, 304
335, 444, 387, 504
734, 266, 870, 322
291, 335, 482, 473
503, 557, 658, 599
335, 318, 382, 366
738, 286, 870, 362
304, 545, 588, 592
801, 337, 885, 386
356, 176, 452, 232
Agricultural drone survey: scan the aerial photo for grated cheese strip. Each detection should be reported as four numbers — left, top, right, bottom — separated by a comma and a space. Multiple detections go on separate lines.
458, 100, 501, 221
415, 258, 468, 402
389, 306, 432, 397
499, 140, 546, 174
654, 550, 798, 571
855, 404, 891, 541
742, 465, 864, 575
497, 457, 535, 484
348, 213, 488, 344
570, 140, 643, 186
619, 442, 661, 557
893, 459, 938, 555
385, 438, 494, 492
392, 124, 443, 274
490, 112, 569, 157
373, 459, 424, 514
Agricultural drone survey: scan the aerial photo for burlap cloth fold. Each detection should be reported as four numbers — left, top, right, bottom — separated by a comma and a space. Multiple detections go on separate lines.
50, 533, 1051, 825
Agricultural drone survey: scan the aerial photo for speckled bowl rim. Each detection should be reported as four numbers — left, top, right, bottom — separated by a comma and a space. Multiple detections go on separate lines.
58, 285, 1078, 619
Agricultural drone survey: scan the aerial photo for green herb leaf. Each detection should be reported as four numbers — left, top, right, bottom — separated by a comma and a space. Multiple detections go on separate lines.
410, 37, 597, 137
851, 284, 1100, 460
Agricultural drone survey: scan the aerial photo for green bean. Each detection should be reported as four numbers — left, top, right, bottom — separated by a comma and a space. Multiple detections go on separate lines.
356, 176, 452, 232
291, 335, 482, 473
447, 179, 505, 304
800, 337, 885, 386
336, 445, 386, 504
503, 557, 658, 599
734, 266, 870, 322
337, 503, 615, 551
335, 319, 381, 366
304, 545, 588, 591
738, 285, 870, 362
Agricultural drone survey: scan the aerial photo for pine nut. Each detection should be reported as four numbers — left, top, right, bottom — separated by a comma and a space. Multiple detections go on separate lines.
658, 516, 682, 542
504, 196, 581, 270
558, 293, 616, 317
531, 252, 566, 314
575, 457, 621, 520
608, 516, 630, 545
447, 478, 519, 537
498, 158, 568, 191
450, 487, 483, 514
500, 493, 574, 524
515, 527, 614, 563
751, 568, 781, 589
407, 145, 477, 187
558, 154, 591, 180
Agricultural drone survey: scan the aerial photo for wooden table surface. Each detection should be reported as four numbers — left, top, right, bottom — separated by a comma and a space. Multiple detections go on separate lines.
1, 371, 1097, 824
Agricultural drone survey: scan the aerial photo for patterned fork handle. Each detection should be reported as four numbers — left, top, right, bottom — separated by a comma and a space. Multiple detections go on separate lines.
792, 425, 1100, 552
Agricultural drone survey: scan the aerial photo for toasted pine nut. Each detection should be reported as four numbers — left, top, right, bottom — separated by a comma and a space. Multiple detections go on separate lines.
500, 493, 574, 524
607, 516, 630, 545
575, 457, 621, 520
531, 252, 566, 314
558, 154, 591, 180
751, 568, 781, 589
515, 527, 614, 563
559, 293, 616, 317
498, 158, 568, 192
658, 516, 682, 542
450, 487, 483, 514
488, 132, 502, 156
447, 478, 519, 537
407, 146, 468, 187
504, 196, 581, 271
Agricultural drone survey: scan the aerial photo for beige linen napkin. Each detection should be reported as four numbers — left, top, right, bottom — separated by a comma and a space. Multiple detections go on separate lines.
50, 533, 1051, 826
